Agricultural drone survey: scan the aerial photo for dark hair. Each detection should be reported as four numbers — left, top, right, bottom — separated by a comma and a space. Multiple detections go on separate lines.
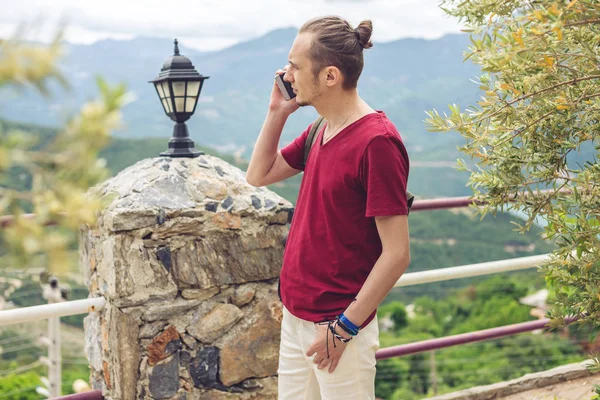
299, 16, 373, 90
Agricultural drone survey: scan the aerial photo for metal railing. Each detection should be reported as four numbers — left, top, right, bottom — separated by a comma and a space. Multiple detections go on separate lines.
377, 318, 549, 360
376, 318, 574, 360
55, 391, 103, 400
411, 196, 479, 212
395, 253, 550, 288
0, 298, 106, 327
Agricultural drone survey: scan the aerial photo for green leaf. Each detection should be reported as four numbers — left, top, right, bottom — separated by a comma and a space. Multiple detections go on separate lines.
590, 325, 600, 343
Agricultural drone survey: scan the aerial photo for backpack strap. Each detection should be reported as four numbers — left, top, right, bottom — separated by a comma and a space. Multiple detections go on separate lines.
301, 116, 326, 169
406, 190, 415, 213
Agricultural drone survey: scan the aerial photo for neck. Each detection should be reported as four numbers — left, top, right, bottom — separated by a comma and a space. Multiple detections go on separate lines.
314, 89, 365, 126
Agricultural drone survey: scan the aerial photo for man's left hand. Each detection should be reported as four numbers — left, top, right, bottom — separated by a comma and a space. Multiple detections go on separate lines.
306, 323, 351, 373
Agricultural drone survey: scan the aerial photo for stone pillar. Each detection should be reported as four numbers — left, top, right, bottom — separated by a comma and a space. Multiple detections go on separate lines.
80, 155, 292, 400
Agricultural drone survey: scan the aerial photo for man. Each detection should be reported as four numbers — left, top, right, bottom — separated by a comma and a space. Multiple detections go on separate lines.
246, 16, 410, 400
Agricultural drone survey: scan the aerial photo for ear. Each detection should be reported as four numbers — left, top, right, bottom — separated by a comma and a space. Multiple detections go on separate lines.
324, 67, 342, 88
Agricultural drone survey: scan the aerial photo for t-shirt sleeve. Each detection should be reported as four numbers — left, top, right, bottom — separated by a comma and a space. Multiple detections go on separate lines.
359, 135, 410, 217
280, 124, 311, 171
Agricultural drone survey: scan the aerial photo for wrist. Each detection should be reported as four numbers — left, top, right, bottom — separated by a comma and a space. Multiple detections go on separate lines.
267, 107, 293, 119
342, 299, 371, 328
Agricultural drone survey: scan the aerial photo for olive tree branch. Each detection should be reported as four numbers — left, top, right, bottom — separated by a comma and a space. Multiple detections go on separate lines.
470, 75, 600, 126
490, 109, 555, 150
564, 18, 600, 27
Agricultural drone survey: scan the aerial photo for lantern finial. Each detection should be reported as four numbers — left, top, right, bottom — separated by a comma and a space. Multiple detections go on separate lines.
174, 39, 180, 55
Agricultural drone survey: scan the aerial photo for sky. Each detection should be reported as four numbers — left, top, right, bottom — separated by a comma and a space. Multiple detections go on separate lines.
0, 0, 464, 51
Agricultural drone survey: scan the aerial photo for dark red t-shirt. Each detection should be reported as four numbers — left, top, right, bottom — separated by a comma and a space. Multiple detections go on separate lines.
280, 111, 410, 325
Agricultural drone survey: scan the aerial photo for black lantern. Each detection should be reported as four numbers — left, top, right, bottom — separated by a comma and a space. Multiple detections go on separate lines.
150, 39, 209, 157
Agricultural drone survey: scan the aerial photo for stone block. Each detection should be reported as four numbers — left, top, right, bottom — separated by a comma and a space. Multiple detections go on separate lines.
181, 334, 198, 351
150, 218, 206, 240
149, 352, 180, 399
147, 326, 181, 366
107, 306, 140, 400
211, 212, 242, 230
106, 209, 158, 232
232, 286, 256, 307
187, 304, 243, 344
84, 313, 103, 372
189, 346, 220, 389
218, 297, 282, 386
170, 228, 285, 289
181, 287, 220, 301
139, 321, 167, 339
143, 298, 204, 322
97, 235, 178, 306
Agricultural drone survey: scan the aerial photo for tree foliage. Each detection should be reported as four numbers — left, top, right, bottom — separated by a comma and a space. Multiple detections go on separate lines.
0, 29, 130, 398
426, 0, 600, 348
0, 32, 128, 274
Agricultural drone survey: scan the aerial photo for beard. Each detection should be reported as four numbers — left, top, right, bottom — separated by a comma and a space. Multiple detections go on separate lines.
296, 82, 323, 107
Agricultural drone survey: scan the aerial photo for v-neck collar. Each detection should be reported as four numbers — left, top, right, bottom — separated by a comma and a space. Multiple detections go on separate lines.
319, 111, 380, 149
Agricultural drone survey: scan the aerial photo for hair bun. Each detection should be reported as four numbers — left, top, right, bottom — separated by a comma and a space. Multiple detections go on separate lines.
355, 20, 373, 49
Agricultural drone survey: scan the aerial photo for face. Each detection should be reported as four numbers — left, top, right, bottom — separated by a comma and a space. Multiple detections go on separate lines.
284, 33, 324, 107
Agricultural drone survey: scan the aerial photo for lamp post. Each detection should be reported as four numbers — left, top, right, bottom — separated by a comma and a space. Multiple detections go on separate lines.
150, 39, 209, 157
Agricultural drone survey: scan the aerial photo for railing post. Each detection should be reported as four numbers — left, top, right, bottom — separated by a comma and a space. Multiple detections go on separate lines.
430, 350, 438, 396
49, 315, 61, 397
42, 277, 64, 398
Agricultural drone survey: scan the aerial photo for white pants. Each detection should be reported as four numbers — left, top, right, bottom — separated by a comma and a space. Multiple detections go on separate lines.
277, 306, 379, 400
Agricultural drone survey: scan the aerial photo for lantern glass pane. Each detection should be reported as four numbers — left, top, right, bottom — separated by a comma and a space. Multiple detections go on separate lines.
187, 81, 200, 97
185, 97, 197, 112
161, 81, 171, 97
162, 99, 171, 113
173, 81, 186, 97
155, 83, 165, 98
175, 97, 185, 112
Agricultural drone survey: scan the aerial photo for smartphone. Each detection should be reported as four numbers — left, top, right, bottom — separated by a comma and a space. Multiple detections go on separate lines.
275, 73, 296, 101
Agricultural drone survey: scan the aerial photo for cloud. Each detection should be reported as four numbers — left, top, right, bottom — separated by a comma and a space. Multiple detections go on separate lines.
199, 109, 221, 120
0, 0, 463, 51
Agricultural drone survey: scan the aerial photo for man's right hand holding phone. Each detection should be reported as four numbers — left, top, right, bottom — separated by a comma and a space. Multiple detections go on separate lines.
270, 67, 299, 116
245, 66, 301, 187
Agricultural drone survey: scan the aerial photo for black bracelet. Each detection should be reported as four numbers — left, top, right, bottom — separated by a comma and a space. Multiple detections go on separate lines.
329, 322, 352, 343
336, 319, 358, 337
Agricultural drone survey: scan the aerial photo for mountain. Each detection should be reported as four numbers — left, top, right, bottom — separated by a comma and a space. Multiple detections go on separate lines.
1, 32, 479, 158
